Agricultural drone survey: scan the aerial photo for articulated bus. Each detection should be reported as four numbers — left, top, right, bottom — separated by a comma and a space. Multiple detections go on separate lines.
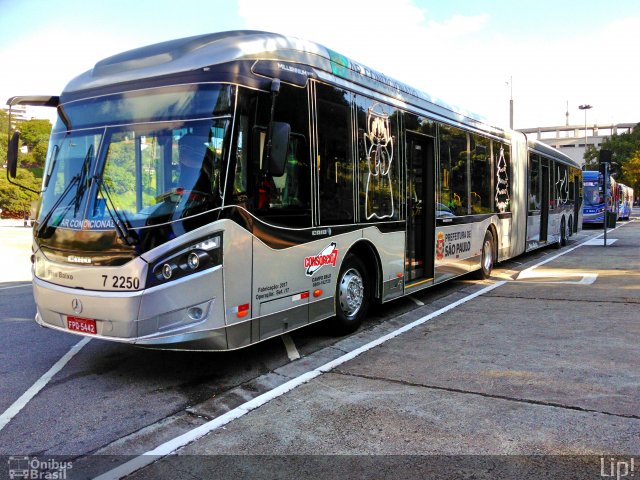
6, 31, 582, 351
618, 184, 634, 220
582, 170, 619, 226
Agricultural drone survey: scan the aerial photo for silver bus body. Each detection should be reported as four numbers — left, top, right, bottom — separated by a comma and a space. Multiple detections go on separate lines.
11, 31, 581, 350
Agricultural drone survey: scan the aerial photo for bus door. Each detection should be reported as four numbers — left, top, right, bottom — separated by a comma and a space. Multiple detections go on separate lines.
540, 161, 550, 242
406, 132, 435, 285
573, 174, 581, 233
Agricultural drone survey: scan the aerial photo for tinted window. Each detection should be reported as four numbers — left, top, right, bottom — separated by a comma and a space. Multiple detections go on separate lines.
439, 125, 469, 216
316, 83, 354, 225
232, 84, 311, 228
529, 153, 540, 210
470, 135, 492, 214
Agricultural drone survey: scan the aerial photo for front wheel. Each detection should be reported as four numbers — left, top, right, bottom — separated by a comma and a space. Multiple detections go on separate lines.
474, 230, 495, 280
331, 254, 370, 335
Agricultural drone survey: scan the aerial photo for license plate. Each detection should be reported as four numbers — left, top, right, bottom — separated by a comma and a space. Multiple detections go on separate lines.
67, 316, 97, 335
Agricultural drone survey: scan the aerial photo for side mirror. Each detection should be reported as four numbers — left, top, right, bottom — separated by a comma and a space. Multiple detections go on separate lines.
7, 131, 20, 179
268, 121, 290, 177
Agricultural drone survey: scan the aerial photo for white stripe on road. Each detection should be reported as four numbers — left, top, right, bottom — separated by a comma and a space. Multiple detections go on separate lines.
281, 334, 301, 361
0, 283, 32, 291
0, 337, 91, 433
408, 296, 424, 306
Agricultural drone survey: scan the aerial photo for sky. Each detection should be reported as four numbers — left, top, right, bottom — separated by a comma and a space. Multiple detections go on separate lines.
1, 0, 639, 130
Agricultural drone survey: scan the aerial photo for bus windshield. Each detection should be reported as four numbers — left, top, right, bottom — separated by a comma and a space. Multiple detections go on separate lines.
37, 85, 232, 233
583, 182, 603, 207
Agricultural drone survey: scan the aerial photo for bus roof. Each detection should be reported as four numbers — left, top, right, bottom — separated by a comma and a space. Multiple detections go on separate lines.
62, 30, 505, 136
526, 137, 580, 169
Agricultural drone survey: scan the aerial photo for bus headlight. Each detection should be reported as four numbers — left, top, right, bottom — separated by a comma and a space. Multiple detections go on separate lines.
162, 262, 177, 280
149, 233, 222, 287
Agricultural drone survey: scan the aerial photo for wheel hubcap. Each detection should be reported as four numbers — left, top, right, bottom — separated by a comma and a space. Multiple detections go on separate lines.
339, 268, 364, 317
482, 240, 493, 272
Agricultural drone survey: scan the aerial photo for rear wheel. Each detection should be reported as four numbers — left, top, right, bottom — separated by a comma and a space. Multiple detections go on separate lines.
560, 217, 568, 247
474, 230, 495, 280
331, 254, 370, 334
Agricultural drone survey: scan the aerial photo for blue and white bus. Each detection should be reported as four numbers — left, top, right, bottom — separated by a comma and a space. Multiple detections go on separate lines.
618, 183, 634, 220
6, 31, 582, 351
583, 170, 618, 226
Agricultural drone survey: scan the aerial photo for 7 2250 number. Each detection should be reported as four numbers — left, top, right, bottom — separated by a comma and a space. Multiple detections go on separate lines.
102, 275, 140, 290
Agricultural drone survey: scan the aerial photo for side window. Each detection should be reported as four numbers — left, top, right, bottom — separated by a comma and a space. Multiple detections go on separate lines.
439, 124, 469, 216
232, 84, 311, 227
316, 83, 354, 225
355, 95, 400, 222
470, 134, 492, 214
494, 141, 511, 213
549, 159, 557, 209
529, 153, 540, 211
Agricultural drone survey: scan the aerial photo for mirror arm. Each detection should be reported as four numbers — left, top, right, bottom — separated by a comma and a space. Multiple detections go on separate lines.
264, 79, 281, 172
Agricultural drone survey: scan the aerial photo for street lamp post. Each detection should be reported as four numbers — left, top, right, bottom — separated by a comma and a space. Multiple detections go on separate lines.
507, 76, 514, 130
578, 104, 592, 165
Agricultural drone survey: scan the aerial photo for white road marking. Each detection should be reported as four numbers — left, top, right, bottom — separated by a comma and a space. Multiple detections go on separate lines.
582, 238, 618, 246
0, 284, 32, 291
281, 334, 301, 361
515, 270, 598, 285
0, 337, 91, 433
408, 296, 424, 306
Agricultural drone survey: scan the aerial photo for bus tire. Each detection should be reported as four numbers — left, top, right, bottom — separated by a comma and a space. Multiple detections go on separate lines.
474, 230, 495, 280
331, 254, 370, 335
560, 217, 568, 247
568, 215, 574, 237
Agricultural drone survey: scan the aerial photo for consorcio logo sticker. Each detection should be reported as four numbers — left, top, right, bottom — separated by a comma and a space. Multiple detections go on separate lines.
304, 242, 338, 276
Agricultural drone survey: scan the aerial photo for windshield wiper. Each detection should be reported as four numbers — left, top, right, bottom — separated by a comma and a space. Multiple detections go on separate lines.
94, 176, 138, 246
74, 145, 93, 216
36, 174, 80, 238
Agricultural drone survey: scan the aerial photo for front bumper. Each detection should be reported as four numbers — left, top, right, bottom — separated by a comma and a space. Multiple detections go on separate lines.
32, 265, 241, 350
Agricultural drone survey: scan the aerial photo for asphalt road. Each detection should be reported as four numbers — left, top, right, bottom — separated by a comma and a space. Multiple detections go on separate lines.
1, 221, 629, 480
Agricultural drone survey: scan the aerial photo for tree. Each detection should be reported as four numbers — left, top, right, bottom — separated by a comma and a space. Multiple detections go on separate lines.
621, 151, 640, 197
18, 119, 52, 150
0, 110, 9, 166
17, 118, 52, 168
584, 123, 640, 182
0, 168, 40, 217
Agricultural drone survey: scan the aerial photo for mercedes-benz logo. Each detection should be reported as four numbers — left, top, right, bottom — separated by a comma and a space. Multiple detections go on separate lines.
71, 298, 83, 314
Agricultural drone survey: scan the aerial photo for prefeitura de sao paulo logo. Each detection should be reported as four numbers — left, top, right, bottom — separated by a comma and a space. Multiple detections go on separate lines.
304, 242, 338, 276
436, 231, 445, 260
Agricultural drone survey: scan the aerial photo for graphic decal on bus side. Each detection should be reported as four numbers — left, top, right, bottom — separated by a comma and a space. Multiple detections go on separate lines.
364, 105, 394, 220
495, 146, 510, 213
436, 229, 473, 259
304, 242, 339, 276
436, 232, 445, 260
556, 167, 569, 204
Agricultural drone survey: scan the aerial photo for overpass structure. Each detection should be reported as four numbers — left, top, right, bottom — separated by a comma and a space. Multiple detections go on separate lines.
519, 122, 636, 166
